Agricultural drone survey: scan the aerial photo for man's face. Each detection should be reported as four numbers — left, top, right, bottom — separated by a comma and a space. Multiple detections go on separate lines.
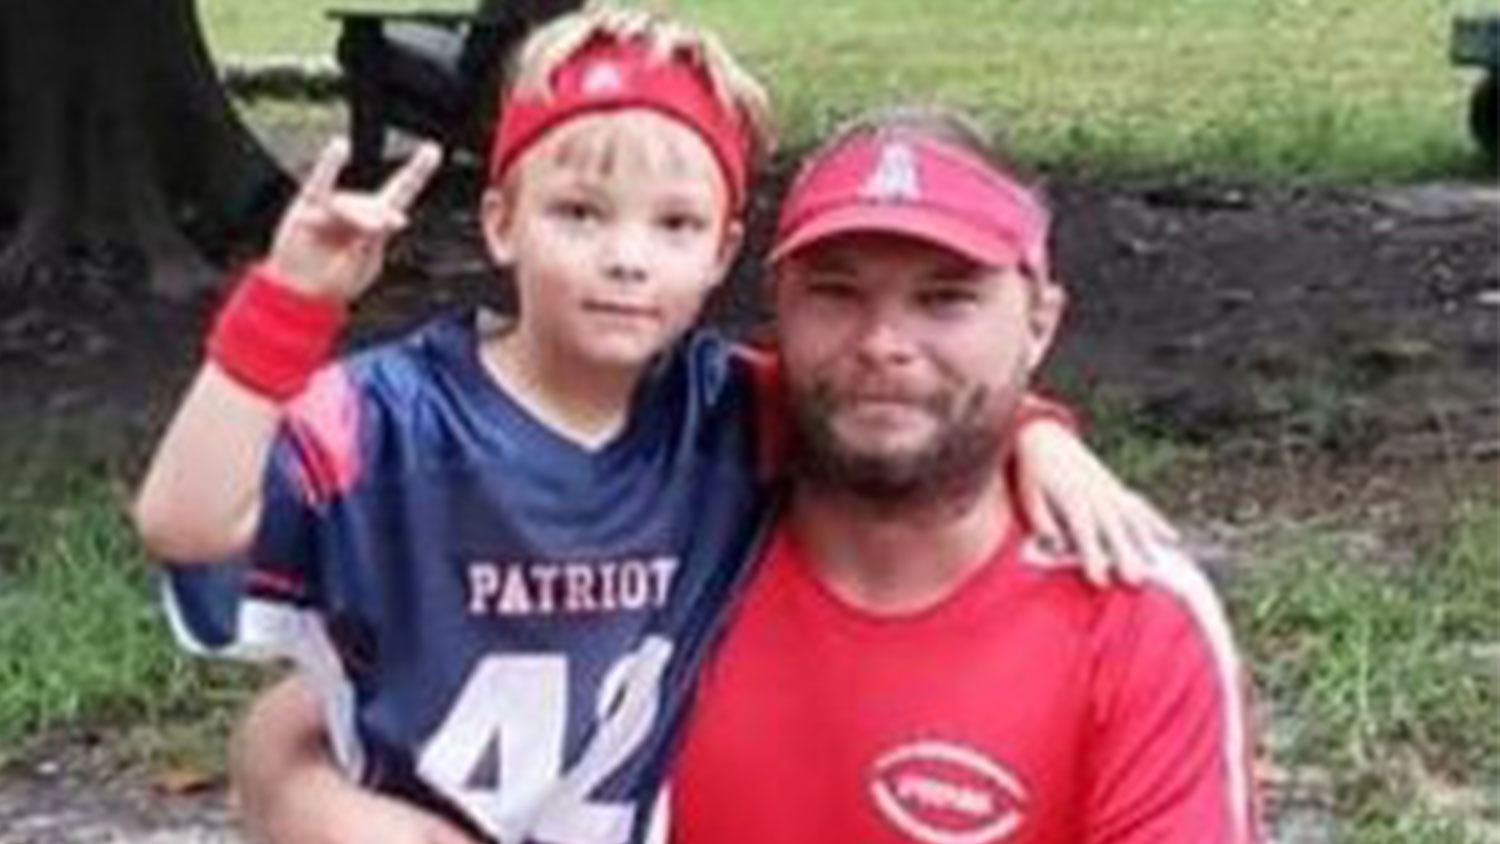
774, 233, 1062, 503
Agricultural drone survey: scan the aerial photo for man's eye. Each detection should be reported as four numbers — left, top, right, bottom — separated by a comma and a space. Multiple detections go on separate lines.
919, 288, 979, 310
806, 279, 859, 301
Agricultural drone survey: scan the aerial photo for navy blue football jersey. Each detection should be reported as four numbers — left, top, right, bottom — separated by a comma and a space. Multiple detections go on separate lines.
163, 311, 779, 844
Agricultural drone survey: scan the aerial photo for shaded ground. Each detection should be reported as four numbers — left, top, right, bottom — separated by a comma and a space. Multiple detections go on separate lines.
0, 132, 1494, 840
0, 738, 234, 844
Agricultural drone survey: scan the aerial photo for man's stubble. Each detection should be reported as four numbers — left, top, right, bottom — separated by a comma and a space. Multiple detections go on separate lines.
787, 377, 1023, 514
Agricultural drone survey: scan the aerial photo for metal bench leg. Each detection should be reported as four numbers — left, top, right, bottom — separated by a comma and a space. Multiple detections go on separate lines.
341, 19, 388, 188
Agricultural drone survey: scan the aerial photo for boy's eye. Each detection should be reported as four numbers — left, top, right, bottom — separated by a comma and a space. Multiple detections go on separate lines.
659, 212, 709, 235
549, 199, 600, 223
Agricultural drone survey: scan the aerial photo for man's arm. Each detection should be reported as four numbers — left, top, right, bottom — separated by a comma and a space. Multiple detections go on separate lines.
233, 676, 481, 844
1085, 551, 1262, 844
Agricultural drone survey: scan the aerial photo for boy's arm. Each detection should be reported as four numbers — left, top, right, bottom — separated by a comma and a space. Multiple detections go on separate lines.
234, 676, 481, 844
729, 353, 1174, 584
133, 140, 441, 563
1011, 393, 1179, 586
134, 365, 286, 561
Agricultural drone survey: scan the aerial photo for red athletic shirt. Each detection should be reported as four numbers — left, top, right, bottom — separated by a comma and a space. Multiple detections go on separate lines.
671, 519, 1260, 844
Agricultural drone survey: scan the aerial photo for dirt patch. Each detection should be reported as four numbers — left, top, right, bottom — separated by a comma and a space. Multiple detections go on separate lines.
0, 735, 235, 844
1049, 180, 1498, 461
4, 168, 1494, 468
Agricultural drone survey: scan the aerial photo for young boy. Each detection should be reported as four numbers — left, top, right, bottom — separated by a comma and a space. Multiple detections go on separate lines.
134, 6, 1171, 843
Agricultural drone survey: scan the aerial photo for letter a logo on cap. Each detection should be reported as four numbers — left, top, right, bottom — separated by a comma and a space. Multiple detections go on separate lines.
582, 62, 625, 96
861, 142, 921, 203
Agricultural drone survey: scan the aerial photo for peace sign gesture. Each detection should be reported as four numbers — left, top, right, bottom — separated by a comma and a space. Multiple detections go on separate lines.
264, 138, 444, 303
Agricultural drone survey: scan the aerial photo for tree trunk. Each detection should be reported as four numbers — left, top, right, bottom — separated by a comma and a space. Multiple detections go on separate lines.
0, 0, 291, 300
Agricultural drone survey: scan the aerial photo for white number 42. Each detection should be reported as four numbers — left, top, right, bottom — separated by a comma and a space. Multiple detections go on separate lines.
418, 636, 674, 844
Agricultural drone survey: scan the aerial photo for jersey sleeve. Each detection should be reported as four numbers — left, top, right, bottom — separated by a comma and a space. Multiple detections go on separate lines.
1085, 551, 1262, 844
727, 343, 787, 481
161, 365, 364, 662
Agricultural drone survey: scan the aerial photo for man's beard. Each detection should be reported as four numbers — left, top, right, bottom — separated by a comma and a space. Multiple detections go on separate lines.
789, 381, 1012, 510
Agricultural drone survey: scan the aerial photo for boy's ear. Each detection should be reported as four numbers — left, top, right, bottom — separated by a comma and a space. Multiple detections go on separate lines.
1024, 276, 1067, 374
710, 220, 746, 287
480, 187, 517, 266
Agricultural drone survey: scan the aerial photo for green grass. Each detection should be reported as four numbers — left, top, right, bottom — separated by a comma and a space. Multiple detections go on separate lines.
1042, 372, 1200, 488
1, 436, 1496, 838
200, 0, 471, 58
1070, 390, 1197, 488
0, 457, 258, 768
200, 0, 1499, 180
1229, 500, 1500, 841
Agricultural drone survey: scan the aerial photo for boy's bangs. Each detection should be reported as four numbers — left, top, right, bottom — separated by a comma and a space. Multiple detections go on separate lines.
543, 113, 719, 186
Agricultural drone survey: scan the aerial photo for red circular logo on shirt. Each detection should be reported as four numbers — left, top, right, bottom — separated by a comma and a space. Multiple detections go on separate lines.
869, 741, 1028, 844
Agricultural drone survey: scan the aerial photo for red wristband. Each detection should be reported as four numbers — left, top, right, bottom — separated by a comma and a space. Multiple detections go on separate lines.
207, 264, 347, 401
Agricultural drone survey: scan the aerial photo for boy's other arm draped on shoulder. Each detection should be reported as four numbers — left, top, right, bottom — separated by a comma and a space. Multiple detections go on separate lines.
730, 347, 1175, 585
1011, 392, 1180, 586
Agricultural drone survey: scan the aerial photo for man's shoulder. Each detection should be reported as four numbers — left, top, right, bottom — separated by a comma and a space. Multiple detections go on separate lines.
1015, 539, 1231, 644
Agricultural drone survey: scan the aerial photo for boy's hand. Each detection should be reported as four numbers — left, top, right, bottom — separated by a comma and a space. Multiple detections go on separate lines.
265, 138, 443, 303
1014, 421, 1180, 587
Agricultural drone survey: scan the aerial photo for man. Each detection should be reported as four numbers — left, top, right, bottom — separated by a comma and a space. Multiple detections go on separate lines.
670, 109, 1260, 843
232, 108, 1258, 844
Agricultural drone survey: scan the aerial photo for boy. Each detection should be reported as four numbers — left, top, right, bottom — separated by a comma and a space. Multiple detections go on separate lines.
135, 6, 1170, 843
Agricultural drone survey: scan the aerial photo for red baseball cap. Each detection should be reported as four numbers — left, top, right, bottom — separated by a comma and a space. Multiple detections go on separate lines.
771, 133, 1050, 277
490, 35, 752, 210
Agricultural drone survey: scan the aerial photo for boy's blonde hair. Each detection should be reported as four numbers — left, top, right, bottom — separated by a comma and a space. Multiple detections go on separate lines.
507, 2, 776, 167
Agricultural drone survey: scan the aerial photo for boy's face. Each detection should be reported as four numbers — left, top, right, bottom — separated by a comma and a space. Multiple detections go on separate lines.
773, 233, 1063, 497
482, 111, 741, 371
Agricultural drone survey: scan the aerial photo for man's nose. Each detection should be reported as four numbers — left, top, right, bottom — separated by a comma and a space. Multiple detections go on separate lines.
602, 223, 650, 284
852, 309, 919, 367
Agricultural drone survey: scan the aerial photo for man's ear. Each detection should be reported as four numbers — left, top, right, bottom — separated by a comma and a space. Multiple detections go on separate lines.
1024, 277, 1067, 373
480, 186, 517, 266
766, 260, 793, 319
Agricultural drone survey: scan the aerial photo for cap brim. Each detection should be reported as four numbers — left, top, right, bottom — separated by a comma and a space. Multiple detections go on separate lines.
770, 204, 1027, 268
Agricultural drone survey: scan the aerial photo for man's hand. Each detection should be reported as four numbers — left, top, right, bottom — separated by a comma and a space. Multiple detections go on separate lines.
273, 786, 482, 844
234, 676, 481, 844
266, 138, 443, 303
254, 783, 482, 844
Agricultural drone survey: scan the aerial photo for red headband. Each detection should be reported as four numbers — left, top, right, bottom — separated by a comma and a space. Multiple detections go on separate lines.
489, 36, 751, 210
772, 133, 1050, 278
